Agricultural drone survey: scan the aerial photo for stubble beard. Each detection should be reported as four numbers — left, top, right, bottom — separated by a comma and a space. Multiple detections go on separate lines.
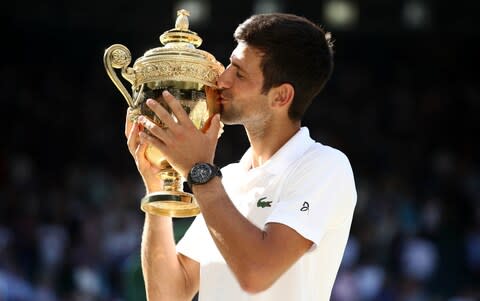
218, 99, 244, 125
220, 107, 241, 125
218, 91, 271, 130
220, 105, 271, 139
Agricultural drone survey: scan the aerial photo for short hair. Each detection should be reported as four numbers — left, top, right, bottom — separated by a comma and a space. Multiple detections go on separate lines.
234, 13, 334, 121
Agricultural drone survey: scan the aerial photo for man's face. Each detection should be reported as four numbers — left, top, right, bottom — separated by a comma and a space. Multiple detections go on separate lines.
216, 42, 271, 127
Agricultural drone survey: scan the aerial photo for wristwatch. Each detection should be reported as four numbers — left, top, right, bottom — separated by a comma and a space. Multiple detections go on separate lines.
187, 162, 222, 187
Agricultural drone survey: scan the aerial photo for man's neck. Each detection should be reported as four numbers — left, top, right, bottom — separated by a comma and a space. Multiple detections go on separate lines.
245, 121, 301, 169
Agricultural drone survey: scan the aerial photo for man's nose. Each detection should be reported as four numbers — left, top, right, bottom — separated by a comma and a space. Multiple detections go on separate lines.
217, 67, 233, 89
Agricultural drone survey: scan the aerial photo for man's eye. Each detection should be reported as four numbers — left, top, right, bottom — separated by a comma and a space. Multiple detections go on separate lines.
236, 72, 244, 79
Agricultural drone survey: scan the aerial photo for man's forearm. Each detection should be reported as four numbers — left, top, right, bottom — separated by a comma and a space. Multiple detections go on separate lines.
191, 178, 279, 291
191, 177, 312, 293
141, 214, 196, 300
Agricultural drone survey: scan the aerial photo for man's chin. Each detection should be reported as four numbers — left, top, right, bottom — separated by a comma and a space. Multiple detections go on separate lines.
219, 114, 238, 126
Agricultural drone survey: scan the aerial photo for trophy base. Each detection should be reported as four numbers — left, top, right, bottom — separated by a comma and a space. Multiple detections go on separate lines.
140, 191, 200, 218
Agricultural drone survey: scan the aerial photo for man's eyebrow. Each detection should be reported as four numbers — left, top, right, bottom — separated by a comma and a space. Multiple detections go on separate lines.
229, 56, 246, 73
231, 62, 244, 72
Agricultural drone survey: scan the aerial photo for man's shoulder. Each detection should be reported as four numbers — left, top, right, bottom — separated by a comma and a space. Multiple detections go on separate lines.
304, 142, 352, 168
296, 127, 351, 165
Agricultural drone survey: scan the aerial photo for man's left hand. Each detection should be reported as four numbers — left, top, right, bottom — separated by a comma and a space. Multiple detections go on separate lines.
137, 90, 222, 178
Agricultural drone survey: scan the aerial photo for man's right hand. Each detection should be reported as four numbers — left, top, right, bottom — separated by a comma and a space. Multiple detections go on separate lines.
125, 108, 163, 194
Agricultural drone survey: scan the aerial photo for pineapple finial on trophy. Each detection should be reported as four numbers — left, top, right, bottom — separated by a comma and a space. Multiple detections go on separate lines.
160, 9, 202, 48
175, 9, 190, 31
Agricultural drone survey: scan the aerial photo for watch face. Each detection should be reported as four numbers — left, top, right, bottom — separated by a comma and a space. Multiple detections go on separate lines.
191, 163, 213, 184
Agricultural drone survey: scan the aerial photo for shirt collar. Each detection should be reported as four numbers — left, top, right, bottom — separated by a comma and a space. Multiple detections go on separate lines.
238, 127, 315, 175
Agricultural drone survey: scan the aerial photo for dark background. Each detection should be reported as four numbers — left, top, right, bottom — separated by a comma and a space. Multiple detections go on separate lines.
1, 0, 479, 300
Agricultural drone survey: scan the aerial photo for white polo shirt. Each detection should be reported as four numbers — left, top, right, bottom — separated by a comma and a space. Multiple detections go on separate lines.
176, 127, 357, 301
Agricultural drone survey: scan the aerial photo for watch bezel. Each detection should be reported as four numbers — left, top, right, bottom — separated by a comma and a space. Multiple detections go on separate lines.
187, 162, 222, 186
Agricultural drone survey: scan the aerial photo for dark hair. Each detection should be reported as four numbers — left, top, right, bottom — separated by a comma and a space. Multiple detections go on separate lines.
234, 13, 334, 121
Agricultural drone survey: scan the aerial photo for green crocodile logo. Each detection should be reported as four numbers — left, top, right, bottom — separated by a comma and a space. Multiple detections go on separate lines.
257, 197, 272, 208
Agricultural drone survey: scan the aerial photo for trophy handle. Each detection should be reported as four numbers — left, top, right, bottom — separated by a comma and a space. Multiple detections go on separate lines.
103, 44, 135, 107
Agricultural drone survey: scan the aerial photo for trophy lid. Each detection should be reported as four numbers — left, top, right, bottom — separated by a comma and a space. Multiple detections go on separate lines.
133, 9, 224, 89
159, 9, 202, 48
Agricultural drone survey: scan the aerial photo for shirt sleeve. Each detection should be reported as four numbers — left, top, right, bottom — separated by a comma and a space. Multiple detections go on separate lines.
175, 215, 204, 263
265, 148, 357, 247
176, 214, 224, 264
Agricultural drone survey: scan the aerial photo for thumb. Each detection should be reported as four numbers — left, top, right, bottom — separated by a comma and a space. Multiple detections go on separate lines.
206, 114, 222, 140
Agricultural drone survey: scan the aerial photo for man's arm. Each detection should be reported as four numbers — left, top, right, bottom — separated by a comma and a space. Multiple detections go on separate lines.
191, 178, 312, 294
141, 214, 199, 301
125, 110, 200, 301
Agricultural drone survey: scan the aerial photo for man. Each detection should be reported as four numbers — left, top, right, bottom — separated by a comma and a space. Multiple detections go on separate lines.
125, 12, 357, 301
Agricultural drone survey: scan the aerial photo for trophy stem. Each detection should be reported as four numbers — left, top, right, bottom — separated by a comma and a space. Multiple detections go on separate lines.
159, 165, 183, 192
140, 162, 200, 218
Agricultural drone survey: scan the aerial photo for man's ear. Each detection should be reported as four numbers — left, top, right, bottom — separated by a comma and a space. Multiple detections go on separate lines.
271, 83, 294, 108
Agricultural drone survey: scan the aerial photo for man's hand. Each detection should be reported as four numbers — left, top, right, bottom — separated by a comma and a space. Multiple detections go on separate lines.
138, 90, 222, 178
125, 108, 163, 193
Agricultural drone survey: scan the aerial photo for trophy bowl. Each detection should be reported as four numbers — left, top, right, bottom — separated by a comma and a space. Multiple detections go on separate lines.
103, 9, 224, 217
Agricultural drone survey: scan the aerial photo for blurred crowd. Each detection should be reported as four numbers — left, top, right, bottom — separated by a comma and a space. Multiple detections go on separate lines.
0, 27, 479, 301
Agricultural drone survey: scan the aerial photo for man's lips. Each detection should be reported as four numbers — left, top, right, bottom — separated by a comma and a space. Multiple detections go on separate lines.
218, 92, 230, 103
217, 96, 227, 104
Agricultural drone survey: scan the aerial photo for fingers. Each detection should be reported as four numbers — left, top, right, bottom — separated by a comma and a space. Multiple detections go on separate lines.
205, 86, 221, 115
138, 115, 172, 146
129, 125, 159, 173
206, 114, 222, 141
127, 121, 142, 156
144, 98, 178, 130
201, 114, 214, 133
138, 131, 170, 167
144, 90, 212, 132
137, 89, 221, 148
138, 90, 190, 144
134, 139, 151, 169
156, 90, 191, 126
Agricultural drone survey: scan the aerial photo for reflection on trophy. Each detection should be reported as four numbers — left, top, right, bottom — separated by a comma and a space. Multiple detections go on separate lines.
103, 9, 224, 217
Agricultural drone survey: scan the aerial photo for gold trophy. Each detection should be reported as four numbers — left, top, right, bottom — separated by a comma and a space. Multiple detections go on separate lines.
103, 9, 224, 217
